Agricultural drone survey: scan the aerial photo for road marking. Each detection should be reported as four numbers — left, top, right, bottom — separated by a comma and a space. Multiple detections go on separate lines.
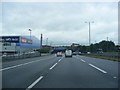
26, 76, 43, 90
58, 59, 61, 62
80, 59, 86, 62
74, 57, 86, 63
58, 59, 62, 62
49, 63, 57, 70
89, 64, 107, 74
0, 60, 42, 71
58, 57, 64, 62
113, 77, 117, 79
1, 56, 55, 71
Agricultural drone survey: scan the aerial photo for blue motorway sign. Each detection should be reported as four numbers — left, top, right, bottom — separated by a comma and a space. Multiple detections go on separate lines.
0, 36, 20, 43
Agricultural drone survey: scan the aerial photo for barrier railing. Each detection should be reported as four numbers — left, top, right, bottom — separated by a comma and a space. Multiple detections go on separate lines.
2, 52, 50, 62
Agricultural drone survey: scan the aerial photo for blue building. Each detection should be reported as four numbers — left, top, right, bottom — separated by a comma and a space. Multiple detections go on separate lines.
0, 36, 41, 54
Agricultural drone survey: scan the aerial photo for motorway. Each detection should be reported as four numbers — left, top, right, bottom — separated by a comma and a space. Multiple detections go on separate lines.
2, 54, 119, 88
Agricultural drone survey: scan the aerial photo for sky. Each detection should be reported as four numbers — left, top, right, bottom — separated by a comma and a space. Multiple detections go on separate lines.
1, 1, 118, 46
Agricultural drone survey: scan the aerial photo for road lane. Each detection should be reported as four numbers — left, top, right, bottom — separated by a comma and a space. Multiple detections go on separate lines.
2, 55, 55, 68
1, 55, 55, 72
26, 57, 64, 89
76, 55, 118, 78
34, 56, 118, 88
88, 63, 107, 74
2, 55, 61, 88
2, 55, 118, 88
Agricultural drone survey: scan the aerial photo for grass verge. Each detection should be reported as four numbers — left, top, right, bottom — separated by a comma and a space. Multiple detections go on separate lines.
82, 54, 120, 62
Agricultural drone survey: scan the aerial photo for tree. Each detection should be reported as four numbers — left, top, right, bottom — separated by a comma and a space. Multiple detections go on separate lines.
76, 40, 116, 53
99, 40, 116, 52
37, 48, 51, 53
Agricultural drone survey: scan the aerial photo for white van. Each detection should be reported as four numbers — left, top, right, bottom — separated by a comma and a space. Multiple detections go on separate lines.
65, 50, 72, 57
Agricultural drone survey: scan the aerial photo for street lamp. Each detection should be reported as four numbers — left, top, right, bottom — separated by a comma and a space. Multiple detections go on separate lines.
28, 29, 32, 40
85, 21, 94, 52
40, 34, 43, 48
28, 29, 32, 53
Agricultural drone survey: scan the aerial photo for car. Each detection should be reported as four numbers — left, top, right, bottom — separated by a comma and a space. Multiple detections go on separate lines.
78, 52, 82, 55
65, 50, 72, 57
2, 54, 7, 57
72, 52, 77, 55
87, 52, 91, 54
2, 53, 7, 57
56, 52, 62, 57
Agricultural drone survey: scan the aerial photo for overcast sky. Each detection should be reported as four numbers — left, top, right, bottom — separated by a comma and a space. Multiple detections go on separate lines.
1, 1, 118, 45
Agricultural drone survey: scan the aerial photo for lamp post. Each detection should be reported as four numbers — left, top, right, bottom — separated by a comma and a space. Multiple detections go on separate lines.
28, 29, 32, 53
39, 34, 43, 56
28, 29, 32, 40
41, 34, 43, 48
85, 21, 94, 52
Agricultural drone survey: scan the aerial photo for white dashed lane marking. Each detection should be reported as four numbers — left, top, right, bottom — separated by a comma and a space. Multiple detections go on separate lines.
74, 57, 86, 63
89, 63, 107, 74
80, 59, 86, 62
58, 59, 61, 62
113, 77, 117, 79
26, 76, 43, 90
49, 63, 58, 70
75, 56, 117, 79
26, 57, 63, 90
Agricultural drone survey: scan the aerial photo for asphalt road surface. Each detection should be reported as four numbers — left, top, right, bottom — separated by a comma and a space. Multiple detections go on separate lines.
2, 54, 119, 89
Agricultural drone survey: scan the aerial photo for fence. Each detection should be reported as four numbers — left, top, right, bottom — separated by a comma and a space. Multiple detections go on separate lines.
1, 52, 50, 62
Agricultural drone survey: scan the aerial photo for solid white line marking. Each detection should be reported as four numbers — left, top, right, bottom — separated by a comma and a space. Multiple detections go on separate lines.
49, 63, 57, 70
81, 59, 86, 62
26, 76, 43, 89
0, 60, 41, 72
1, 56, 56, 71
89, 64, 107, 74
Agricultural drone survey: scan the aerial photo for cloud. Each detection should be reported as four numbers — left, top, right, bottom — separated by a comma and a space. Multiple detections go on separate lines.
2, 2, 118, 45
1, 0, 119, 2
